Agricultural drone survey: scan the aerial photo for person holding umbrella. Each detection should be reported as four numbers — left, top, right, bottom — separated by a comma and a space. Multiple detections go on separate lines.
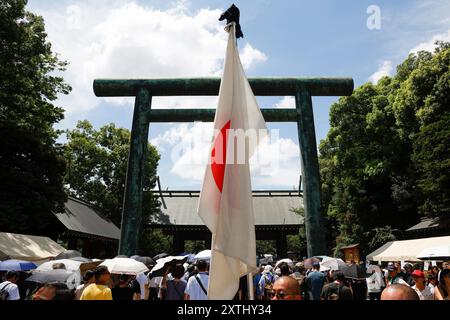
80, 266, 112, 300
160, 264, 187, 300
111, 274, 141, 300
0, 271, 20, 300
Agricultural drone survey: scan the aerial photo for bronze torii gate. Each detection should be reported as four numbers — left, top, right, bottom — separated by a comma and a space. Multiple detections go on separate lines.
93, 77, 353, 258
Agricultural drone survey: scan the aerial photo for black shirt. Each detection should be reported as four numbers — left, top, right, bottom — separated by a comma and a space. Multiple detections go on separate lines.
112, 280, 140, 301
321, 282, 353, 300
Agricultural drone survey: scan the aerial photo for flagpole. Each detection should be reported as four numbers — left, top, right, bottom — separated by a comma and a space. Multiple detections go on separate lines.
247, 272, 255, 300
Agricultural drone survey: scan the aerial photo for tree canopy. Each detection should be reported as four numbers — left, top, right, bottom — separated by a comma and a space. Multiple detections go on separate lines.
63, 120, 161, 254
319, 42, 450, 255
0, 0, 70, 236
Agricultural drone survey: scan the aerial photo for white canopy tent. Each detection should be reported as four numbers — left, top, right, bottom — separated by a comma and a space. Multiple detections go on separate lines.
367, 235, 450, 262
0, 232, 66, 262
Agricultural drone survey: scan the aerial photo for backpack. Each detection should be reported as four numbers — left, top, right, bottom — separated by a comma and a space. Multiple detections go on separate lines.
325, 283, 343, 300
0, 283, 11, 301
261, 274, 275, 297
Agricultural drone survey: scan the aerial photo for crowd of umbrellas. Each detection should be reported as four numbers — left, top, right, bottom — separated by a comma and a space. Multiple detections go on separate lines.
0, 249, 213, 299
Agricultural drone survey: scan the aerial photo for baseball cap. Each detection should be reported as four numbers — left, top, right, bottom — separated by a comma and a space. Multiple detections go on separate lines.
412, 270, 424, 278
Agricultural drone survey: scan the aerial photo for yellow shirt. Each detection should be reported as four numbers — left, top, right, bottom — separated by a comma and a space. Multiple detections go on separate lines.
80, 284, 113, 300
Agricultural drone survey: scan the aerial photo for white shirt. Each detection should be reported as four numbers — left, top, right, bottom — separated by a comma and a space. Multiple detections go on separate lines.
366, 272, 384, 292
428, 283, 435, 296
412, 285, 434, 300
136, 273, 149, 300
0, 281, 20, 300
149, 276, 162, 288
184, 272, 209, 300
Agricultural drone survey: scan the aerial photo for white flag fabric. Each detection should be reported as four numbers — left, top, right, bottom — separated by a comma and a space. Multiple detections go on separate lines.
197, 23, 268, 300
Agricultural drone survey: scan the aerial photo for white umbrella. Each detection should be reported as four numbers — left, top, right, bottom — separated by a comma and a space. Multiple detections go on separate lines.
320, 265, 331, 272
417, 245, 450, 261
184, 254, 196, 263
26, 269, 80, 290
194, 250, 211, 261
35, 259, 101, 287
36, 259, 101, 274
320, 257, 347, 271
275, 258, 294, 268
100, 258, 149, 276
36, 259, 83, 272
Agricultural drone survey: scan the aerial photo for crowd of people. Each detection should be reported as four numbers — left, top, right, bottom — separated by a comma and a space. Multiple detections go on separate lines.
1, 258, 449, 301
251, 260, 450, 300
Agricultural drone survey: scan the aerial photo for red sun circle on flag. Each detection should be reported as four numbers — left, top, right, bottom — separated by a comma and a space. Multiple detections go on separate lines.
211, 120, 231, 192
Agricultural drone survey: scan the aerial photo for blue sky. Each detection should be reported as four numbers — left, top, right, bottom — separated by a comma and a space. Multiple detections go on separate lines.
28, 0, 450, 190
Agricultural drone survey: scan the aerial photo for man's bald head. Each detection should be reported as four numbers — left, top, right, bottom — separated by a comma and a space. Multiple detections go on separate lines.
271, 276, 301, 300
381, 284, 419, 300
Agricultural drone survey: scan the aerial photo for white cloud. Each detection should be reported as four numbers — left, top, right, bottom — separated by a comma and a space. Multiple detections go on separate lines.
409, 30, 450, 54
251, 136, 301, 187
28, 0, 267, 118
368, 60, 393, 84
275, 96, 295, 109
150, 122, 301, 187
239, 43, 268, 70
168, 122, 213, 181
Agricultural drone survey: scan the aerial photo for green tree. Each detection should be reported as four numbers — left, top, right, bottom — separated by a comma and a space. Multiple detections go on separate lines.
409, 42, 450, 218
320, 42, 450, 255
0, 0, 70, 235
64, 120, 161, 253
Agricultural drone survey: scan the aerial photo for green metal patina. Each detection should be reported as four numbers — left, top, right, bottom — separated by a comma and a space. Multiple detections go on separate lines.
93, 77, 354, 257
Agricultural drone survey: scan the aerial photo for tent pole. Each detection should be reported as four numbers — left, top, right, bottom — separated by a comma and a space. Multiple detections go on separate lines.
247, 272, 255, 300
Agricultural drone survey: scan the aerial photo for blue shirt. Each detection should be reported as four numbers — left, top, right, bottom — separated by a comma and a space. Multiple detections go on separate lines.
165, 279, 187, 300
306, 271, 326, 300
253, 273, 262, 297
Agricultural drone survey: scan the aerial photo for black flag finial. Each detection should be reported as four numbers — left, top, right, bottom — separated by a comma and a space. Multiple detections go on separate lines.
219, 4, 244, 39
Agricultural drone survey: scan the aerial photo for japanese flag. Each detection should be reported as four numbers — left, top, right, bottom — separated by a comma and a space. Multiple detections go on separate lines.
197, 23, 268, 300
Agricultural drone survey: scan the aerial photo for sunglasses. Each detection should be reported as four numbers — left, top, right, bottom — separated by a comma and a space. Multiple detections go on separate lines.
267, 290, 289, 300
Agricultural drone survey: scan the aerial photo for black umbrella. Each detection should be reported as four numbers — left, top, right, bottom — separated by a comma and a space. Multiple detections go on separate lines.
153, 253, 169, 261
341, 264, 367, 280
134, 256, 155, 268
149, 256, 188, 278
69, 256, 91, 263
55, 250, 82, 260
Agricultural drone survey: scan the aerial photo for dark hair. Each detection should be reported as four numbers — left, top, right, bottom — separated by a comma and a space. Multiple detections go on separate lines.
118, 274, 130, 283
83, 270, 95, 282
196, 260, 208, 271
412, 263, 422, 271
171, 264, 185, 279
404, 263, 413, 271
279, 263, 291, 276
334, 271, 345, 281
94, 266, 110, 281
53, 289, 75, 300
439, 269, 450, 286
6, 271, 19, 280
294, 264, 305, 273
